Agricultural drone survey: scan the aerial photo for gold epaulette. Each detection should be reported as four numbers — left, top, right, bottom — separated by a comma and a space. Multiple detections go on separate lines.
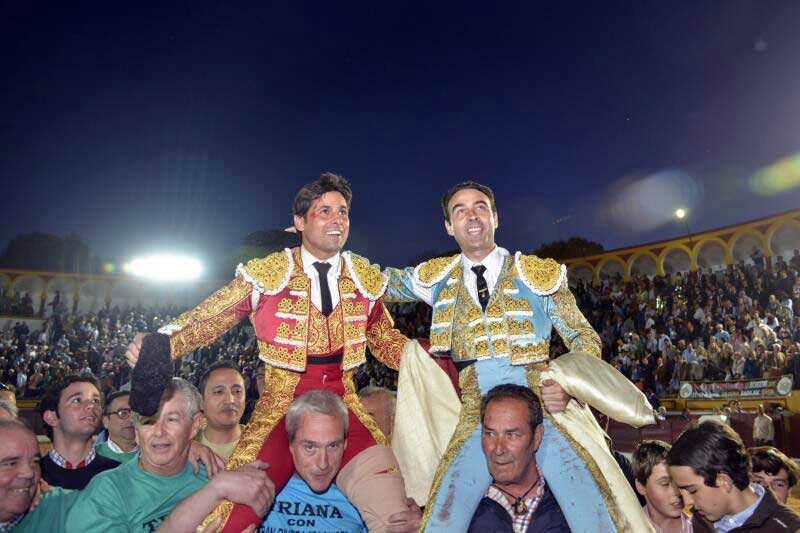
343, 252, 388, 301
413, 254, 461, 287
513, 252, 567, 296
235, 249, 294, 295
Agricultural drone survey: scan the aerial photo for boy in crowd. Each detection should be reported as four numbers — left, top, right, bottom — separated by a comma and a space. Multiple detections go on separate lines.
749, 446, 800, 505
668, 422, 800, 532
632, 440, 692, 532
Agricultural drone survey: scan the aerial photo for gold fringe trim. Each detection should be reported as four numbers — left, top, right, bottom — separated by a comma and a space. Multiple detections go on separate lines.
419, 365, 481, 530
342, 369, 389, 446
524, 365, 623, 532
199, 366, 300, 530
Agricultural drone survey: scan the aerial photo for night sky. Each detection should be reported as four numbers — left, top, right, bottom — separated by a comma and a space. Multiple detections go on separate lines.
3, 2, 800, 276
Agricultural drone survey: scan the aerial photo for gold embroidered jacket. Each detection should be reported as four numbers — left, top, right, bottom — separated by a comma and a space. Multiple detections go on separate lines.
384, 251, 600, 364
159, 248, 407, 371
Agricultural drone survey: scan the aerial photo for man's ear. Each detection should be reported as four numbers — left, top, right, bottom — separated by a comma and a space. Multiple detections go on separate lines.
42, 410, 58, 429
102, 415, 111, 430
293, 214, 306, 233
532, 424, 544, 452
190, 412, 203, 440
715, 472, 734, 492
635, 479, 647, 497
494, 212, 499, 230
445, 219, 454, 237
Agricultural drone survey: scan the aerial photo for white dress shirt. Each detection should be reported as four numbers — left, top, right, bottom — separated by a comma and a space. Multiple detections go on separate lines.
401, 246, 510, 310
300, 246, 342, 312
460, 246, 509, 308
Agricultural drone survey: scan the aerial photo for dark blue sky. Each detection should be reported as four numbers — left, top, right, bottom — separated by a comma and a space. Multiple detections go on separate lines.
3, 2, 800, 274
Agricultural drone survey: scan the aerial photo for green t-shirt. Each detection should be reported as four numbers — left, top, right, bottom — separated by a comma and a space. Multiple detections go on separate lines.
14, 487, 78, 533
65, 453, 208, 532
96, 440, 138, 463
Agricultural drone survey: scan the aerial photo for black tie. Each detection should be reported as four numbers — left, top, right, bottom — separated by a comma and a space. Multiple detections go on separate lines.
313, 262, 333, 316
472, 265, 489, 312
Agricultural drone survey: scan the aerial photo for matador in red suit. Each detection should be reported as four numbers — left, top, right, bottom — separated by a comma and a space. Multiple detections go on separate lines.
129, 174, 413, 532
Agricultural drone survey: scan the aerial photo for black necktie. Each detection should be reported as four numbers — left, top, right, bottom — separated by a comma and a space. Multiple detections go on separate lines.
313, 262, 333, 316
472, 265, 489, 312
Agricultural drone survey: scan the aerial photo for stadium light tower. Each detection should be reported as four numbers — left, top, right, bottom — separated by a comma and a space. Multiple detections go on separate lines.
126, 254, 203, 282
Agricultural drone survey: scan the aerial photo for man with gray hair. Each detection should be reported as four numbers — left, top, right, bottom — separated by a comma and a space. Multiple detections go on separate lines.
358, 386, 396, 441
259, 390, 420, 532
65, 378, 276, 531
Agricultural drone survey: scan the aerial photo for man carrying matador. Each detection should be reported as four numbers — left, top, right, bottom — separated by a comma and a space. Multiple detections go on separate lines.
126, 173, 419, 532
384, 181, 656, 531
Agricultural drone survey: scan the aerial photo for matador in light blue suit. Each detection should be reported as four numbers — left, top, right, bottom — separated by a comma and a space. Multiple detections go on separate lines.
383, 182, 654, 532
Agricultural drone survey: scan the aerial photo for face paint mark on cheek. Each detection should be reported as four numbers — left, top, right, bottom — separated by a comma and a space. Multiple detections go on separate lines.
308, 211, 318, 220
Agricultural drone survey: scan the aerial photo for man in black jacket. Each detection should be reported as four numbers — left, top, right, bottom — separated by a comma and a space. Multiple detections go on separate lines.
668, 421, 800, 532
468, 384, 569, 532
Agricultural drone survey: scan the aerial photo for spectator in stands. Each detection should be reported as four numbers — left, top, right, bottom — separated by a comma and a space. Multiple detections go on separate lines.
65, 378, 259, 530
0, 419, 79, 532
358, 386, 396, 441
632, 440, 691, 532
195, 361, 246, 462
0, 383, 16, 412
749, 446, 800, 505
752, 405, 774, 447
0, 400, 15, 420
668, 422, 800, 532
96, 391, 138, 463
468, 384, 569, 532
38, 373, 120, 489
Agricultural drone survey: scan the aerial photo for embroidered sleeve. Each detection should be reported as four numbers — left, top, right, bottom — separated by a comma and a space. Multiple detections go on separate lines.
383, 266, 431, 304
365, 299, 409, 370
159, 275, 253, 359
546, 283, 602, 358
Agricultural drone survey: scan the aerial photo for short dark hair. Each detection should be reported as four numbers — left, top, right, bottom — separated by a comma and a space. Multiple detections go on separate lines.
480, 384, 542, 435
441, 180, 497, 223
198, 360, 243, 396
667, 421, 751, 490
38, 373, 102, 439
292, 173, 353, 218
104, 390, 130, 414
749, 446, 800, 488
632, 440, 671, 485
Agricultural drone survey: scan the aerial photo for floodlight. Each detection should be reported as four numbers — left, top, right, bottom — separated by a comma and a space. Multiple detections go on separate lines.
674, 208, 686, 219
126, 254, 203, 282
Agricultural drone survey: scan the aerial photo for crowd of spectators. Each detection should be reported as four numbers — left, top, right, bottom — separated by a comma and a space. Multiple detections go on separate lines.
567, 251, 800, 396
3, 251, 800, 402
0, 289, 35, 317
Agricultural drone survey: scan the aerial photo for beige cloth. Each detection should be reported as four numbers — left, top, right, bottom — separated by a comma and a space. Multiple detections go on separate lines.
194, 425, 244, 462
336, 445, 407, 533
538, 352, 655, 532
391, 340, 460, 505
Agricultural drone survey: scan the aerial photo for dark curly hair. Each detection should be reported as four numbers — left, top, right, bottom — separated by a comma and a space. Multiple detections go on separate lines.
38, 373, 102, 439
293, 173, 353, 218
667, 421, 751, 490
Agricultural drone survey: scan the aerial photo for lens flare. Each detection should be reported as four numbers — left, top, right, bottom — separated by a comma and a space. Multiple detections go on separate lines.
750, 153, 800, 196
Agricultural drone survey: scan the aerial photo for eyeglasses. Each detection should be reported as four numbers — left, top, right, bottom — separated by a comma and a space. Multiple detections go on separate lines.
106, 408, 132, 419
